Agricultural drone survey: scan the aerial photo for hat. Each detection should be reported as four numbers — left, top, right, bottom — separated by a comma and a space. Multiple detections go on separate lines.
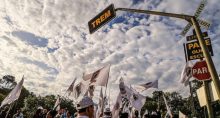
104, 108, 111, 113
38, 106, 43, 110
76, 96, 94, 110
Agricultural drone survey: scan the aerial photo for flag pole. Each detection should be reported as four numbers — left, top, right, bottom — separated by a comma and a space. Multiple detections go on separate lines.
108, 86, 111, 108
5, 102, 15, 118
104, 65, 110, 97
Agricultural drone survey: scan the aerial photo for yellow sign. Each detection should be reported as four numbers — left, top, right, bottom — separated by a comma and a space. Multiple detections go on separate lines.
186, 38, 213, 60
88, 4, 116, 34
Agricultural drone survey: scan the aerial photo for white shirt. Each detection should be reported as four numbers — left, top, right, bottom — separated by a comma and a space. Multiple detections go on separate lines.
77, 115, 89, 118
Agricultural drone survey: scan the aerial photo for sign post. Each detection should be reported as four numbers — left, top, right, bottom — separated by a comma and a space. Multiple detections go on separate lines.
192, 60, 211, 81
88, 4, 116, 34
180, 0, 210, 36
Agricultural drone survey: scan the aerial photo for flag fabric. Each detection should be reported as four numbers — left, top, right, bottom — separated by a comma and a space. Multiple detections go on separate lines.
53, 96, 61, 111
88, 85, 95, 98
163, 94, 172, 117
112, 78, 131, 118
179, 111, 188, 118
137, 79, 158, 91
129, 87, 146, 111
112, 93, 121, 118
66, 78, 77, 96
0, 77, 24, 108
73, 81, 89, 100
83, 64, 110, 86
180, 61, 192, 86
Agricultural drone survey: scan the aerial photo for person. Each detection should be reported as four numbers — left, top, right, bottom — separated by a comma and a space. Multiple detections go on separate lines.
33, 108, 43, 118
13, 109, 24, 118
55, 109, 63, 118
134, 110, 139, 118
150, 111, 157, 118
0, 106, 8, 118
74, 112, 78, 118
103, 108, 111, 118
156, 109, 161, 118
46, 110, 57, 118
76, 96, 94, 118
66, 111, 73, 118
119, 112, 129, 118
61, 108, 67, 118
42, 109, 48, 118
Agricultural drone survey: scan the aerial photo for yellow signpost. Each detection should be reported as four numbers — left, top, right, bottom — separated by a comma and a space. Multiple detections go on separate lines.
88, 4, 116, 34
186, 38, 213, 60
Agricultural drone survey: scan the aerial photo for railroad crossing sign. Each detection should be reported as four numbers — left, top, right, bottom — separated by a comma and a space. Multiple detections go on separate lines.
88, 4, 116, 34
186, 31, 208, 41
180, 0, 210, 36
192, 60, 211, 81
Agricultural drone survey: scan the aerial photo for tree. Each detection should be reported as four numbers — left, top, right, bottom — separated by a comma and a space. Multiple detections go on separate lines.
0, 75, 17, 89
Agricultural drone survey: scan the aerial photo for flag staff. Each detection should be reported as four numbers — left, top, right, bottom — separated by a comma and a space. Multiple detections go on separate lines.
5, 101, 15, 118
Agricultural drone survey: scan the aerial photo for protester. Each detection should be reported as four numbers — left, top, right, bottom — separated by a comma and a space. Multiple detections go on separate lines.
103, 108, 111, 118
46, 110, 57, 118
134, 110, 139, 118
42, 109, 48, 118
33, 106, 44, 118
76, 96, 94, 118
156, 109, 161, 118
61, 108, 67, 118
13, 109, 24, 118
0, 106, 8, 118
55, 109, 63, 118
66, 111, 73, 118
74, 112, 78, 118
119, 112, 129, 118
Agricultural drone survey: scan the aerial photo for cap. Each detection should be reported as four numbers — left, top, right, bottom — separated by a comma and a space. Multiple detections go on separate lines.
76, 96, 94, 110
38, 106, 43, 110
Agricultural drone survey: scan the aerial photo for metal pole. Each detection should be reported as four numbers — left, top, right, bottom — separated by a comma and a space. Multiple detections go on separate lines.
203, 81, 214, 118
115, 8, 192, 21
191, 17, 220, 99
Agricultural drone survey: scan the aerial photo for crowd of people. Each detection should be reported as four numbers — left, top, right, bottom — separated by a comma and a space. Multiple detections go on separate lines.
0, 106, 75, 118
0, 96, 165, 118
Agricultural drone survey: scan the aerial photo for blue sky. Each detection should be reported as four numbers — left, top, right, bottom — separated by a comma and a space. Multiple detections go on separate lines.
0, 0, 220, 104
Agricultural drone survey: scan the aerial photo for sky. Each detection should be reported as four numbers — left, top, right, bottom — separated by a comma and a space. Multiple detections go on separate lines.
0, 0, 220, 104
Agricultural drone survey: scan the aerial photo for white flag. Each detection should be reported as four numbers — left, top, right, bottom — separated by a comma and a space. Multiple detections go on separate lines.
53, 96, 61, 111
83, 64, 110, 86
130, 87, 146, 111
73, 81, 89, 100
66, 78, 77, 96
180, 61, 192, 86
179, 111, 188, 118
112, 93, 121, 118
163, 94, 172, 117
137, 79, 158, 91
0, 77, 24, 108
